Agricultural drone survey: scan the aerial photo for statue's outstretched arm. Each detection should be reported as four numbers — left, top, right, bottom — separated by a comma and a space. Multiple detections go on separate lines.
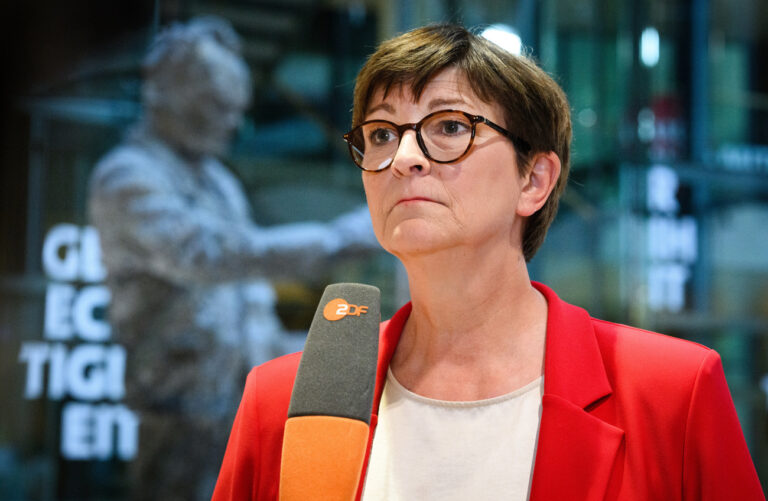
88, 156, 377, 284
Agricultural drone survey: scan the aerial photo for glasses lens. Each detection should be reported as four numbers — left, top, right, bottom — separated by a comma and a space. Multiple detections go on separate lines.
348, 122, 399, 171
421, 111, 473, 162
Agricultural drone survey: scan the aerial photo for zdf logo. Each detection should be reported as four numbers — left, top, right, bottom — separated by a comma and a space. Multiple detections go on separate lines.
323, 298, 369, 321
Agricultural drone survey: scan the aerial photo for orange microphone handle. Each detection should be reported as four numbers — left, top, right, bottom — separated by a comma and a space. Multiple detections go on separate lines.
279, 415, 370, 501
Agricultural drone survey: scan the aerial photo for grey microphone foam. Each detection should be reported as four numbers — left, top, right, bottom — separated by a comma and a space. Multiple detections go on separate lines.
287, 282, 380, 423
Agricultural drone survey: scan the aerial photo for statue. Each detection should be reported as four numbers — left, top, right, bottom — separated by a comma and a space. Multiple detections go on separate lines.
88, 17, 376, 500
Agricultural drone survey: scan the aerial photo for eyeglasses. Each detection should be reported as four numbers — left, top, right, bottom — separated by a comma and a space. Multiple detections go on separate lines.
342, 109, 531, 172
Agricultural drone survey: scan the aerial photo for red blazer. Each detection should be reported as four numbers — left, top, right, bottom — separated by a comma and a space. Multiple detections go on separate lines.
213, 282, 764, 500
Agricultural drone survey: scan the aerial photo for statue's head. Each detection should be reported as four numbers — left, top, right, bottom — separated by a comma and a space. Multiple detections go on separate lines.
141, 16, 252, 157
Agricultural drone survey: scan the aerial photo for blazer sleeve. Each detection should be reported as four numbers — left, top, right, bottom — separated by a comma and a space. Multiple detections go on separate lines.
212, 369, 262, 501
682, 350, 765, 500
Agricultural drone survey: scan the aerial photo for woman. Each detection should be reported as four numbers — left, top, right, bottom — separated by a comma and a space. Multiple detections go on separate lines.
213, 24, 763, 500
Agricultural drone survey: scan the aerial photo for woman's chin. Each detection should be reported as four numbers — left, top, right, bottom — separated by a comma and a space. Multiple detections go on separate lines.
383, 221, 456, 258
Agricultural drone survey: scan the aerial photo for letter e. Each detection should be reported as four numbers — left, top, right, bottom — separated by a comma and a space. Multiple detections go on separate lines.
61, 402, 93, 460
80, 227, 107, 282
44, 283, 75, 340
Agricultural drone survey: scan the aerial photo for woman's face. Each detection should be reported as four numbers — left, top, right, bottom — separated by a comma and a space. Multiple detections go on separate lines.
361, 66, 529, 260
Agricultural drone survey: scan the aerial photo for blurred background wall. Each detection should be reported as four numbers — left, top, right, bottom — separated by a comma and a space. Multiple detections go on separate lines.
1, 0, 767, 498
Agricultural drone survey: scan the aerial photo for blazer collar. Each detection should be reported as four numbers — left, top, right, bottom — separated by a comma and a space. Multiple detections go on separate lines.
534, 282, 612, 406
529, 282, 624, 501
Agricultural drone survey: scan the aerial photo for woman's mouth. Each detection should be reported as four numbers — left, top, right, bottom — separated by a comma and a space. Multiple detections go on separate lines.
396, 197, 437, 205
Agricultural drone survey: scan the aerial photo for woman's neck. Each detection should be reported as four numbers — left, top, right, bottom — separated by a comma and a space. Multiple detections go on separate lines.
390, 245, 547, 401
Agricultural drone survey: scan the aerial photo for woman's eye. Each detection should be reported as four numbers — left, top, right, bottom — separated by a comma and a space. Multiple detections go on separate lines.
437, 120, 470, 135
369, 127, 397, 145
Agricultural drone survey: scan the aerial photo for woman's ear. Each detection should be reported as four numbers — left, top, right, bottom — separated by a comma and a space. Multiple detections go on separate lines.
516, 152, 562, 217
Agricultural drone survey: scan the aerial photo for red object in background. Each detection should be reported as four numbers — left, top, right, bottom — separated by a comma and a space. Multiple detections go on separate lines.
650, 95, 686, 161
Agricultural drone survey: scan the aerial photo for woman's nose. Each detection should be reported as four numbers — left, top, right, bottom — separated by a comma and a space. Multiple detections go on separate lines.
390, 131, 431, 177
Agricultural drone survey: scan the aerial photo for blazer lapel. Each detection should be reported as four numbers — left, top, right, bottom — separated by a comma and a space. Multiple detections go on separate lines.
529, 283, 625, 501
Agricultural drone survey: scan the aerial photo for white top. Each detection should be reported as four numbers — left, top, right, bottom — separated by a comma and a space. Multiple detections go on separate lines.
361, 369, 544, 501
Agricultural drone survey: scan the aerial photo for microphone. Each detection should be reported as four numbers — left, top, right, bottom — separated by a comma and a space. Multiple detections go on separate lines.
279, 283, 381, 501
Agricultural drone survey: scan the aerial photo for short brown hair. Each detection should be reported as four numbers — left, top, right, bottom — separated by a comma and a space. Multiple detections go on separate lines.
352, 24, 571, 261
